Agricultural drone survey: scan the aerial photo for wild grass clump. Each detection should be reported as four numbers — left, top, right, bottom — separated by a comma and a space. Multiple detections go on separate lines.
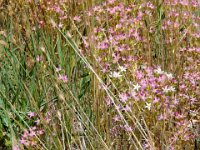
0, 0, 199, 149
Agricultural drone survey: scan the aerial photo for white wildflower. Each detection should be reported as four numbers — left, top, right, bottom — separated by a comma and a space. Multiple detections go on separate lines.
155, 67, 164, 74
144, 102, 151, 111
163, 86, 169, 93
110, 71, 122, 78
163, 86, 176, 93
118, 65, 126, 72
165, 72, 173, 79
133, 83, 141, 91
169, 86, 176, 92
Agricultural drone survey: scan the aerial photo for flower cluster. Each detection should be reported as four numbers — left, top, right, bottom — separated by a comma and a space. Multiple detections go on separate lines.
15, 0, 199, 149
81, 1, 200, 148
19, 112, 45, 149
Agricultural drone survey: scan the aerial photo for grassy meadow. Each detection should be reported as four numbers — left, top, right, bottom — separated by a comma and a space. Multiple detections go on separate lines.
0, 0, 199, 149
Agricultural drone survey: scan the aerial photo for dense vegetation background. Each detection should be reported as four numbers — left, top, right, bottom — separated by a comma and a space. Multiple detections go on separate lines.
0, 0, 199, 149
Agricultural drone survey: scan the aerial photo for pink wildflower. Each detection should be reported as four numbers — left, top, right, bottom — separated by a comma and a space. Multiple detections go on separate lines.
56, 66, 62, 72
20, 138, 27, 145
36, 55, 42, 62
12, 145, 20, 150
73, 16, 81, 22
119, 92, 128, 102
59, 74, 68, 83
124, 125, 132, 132
28, 112, 35, 118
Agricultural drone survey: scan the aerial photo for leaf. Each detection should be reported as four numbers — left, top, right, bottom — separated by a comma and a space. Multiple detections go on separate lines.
0, 98, 5, 109
2, 113, 10, 127
57, 35, 64, 67
78, 75, 91, 99
161, 12, 165, 20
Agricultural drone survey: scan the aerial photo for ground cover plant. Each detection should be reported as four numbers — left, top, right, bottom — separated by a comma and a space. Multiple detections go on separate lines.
0, 0, 199, 149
